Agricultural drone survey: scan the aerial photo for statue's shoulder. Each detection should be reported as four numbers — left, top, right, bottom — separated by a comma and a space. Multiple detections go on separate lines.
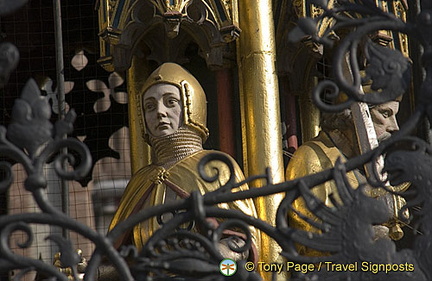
287, 132, 339, 179
291, 139, 330, 161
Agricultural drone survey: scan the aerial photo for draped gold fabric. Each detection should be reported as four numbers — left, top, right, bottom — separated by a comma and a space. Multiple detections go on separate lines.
286, 131, 360, 256
109, 150, 261, 253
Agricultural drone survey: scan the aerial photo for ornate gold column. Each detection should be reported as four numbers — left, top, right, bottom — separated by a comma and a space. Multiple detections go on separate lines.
127, 56, 152, 173
237, 1, 286, 279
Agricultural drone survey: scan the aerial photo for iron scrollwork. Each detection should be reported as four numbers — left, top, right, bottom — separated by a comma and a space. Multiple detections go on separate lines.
284, 0, 432, 280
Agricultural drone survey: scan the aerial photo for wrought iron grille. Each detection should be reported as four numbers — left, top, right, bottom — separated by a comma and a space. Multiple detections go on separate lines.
1, 0, 432, 281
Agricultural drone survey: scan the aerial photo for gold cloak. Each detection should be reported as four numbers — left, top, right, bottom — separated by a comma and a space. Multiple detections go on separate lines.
285, 132, 362, 256
109, 150, 260, 254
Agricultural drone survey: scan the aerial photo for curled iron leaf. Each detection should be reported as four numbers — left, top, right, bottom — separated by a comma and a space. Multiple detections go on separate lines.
361, 43, 411, 104
7, 79, 53, 157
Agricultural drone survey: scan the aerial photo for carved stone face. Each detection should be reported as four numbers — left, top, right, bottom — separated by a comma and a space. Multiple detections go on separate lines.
143, 83, 182, 137
370, 100, 400, 142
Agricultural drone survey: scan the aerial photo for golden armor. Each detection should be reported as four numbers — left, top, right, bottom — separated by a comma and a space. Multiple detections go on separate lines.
109, 63, 260, 259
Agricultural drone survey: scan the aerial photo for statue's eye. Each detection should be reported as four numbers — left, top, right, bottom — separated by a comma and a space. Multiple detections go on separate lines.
379, 109, 391, 118
166, 97, 179, 107
144, 102, 156, 112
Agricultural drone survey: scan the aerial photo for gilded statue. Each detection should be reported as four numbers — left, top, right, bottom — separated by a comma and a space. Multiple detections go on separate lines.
286, 98, 409, 255
108, 62, 260, 261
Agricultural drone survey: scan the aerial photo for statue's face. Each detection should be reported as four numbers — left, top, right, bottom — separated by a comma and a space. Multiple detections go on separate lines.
143, 83, 182, 137
370, 100, 400, 142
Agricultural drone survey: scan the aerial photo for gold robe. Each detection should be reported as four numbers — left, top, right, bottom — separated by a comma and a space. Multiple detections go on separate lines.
109, 150, 260, 256
286, 131, 408, 255
285, 131, 361, 256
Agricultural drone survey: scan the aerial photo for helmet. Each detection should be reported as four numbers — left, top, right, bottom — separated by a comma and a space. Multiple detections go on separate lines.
137, 62, 209, 143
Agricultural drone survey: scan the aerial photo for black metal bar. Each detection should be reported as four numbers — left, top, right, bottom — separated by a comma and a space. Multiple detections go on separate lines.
53, 0, 69, 240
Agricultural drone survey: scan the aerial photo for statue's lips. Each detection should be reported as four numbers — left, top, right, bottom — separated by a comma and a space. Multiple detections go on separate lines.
156, 122, 170, 130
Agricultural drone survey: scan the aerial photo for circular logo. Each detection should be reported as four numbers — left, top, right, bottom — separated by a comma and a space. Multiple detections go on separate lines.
219, 258, 237, 276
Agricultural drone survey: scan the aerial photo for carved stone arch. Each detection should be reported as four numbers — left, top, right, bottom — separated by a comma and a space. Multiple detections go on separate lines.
97, 0, 241, 170
99, 0, 240, 71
